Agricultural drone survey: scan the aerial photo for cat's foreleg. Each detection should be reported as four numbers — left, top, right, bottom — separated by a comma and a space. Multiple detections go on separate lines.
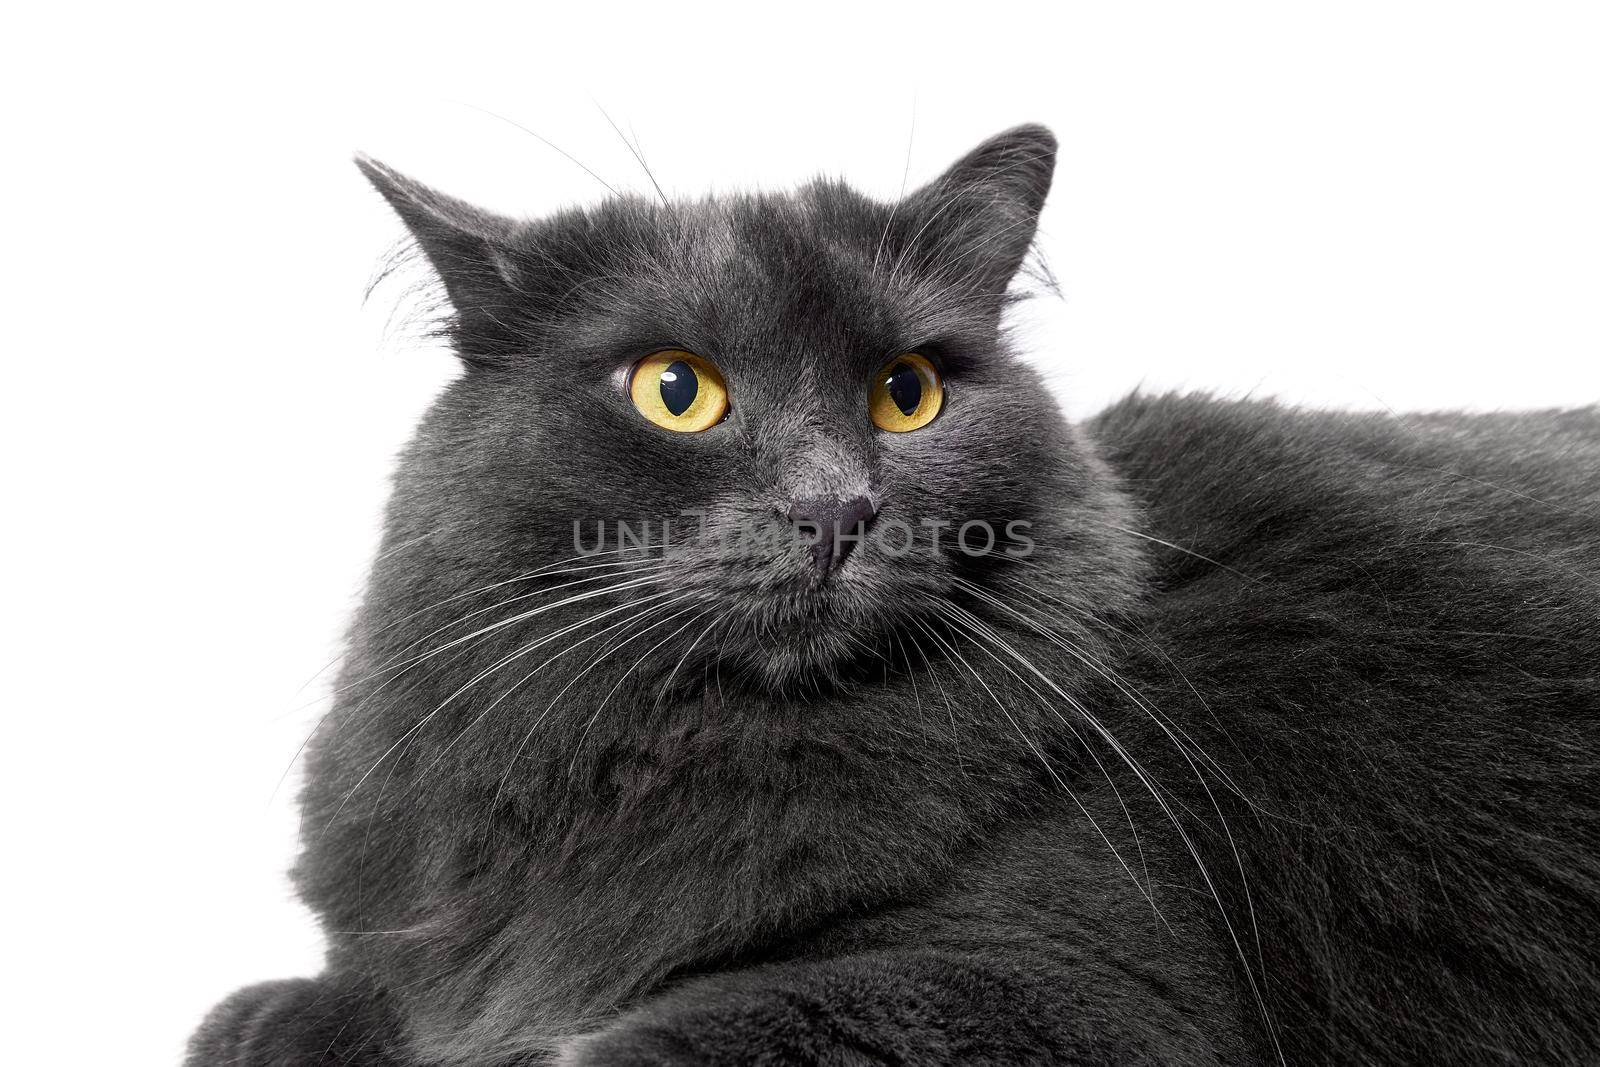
554, 949, 1229, 1067
186, 974, 402, 1066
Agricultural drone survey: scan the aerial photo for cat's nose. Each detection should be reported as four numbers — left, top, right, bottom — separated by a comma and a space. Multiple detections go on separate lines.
786, 495, 878, 576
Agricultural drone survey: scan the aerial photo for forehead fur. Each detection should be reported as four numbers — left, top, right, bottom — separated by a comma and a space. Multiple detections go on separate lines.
359, 124, 1057, 367
494, 183, 998, 369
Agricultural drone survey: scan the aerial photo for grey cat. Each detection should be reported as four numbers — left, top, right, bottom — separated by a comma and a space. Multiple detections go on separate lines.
189, 125, 1600, 1065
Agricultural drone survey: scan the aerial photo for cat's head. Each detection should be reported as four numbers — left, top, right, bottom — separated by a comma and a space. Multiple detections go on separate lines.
359, 125, 1133, 692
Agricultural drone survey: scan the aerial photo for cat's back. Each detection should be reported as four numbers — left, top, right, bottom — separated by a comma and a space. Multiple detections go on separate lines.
1087, 392, 1600, 1064
1088, 391, 1600, 586
1086, 390, 1600, 715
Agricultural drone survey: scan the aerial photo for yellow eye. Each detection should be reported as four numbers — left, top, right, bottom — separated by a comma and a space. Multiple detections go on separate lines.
869, 353, 943, 432
629, 350, 729, 433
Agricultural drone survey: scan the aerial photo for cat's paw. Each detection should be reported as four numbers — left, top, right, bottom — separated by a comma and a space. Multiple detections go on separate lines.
553, 1018, 884, 1067
186, 976, 398, 1066
553, 1027, 691, 1067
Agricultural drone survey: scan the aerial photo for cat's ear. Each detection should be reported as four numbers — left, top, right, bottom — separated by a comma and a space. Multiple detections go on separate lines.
355, 155, 526, 362
898, 124, 1057, 300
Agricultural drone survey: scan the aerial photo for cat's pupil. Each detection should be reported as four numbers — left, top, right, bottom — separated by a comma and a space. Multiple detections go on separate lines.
886, 363, 922, 417
660, 360, 698, 417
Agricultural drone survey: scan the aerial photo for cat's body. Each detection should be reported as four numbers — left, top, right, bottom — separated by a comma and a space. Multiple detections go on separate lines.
190, 128, 1600, 1066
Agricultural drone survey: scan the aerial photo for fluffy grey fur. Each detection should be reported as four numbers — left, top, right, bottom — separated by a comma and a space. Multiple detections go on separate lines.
188, 126, 1600, 1066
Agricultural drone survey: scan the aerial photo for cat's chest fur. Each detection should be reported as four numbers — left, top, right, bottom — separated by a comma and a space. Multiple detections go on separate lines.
325, 660, 1065, 1060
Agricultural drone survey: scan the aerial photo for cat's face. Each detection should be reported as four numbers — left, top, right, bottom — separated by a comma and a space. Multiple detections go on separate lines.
364, 126, 1111, 690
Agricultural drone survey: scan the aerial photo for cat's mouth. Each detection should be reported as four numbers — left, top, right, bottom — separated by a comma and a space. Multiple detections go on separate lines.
573, 506, 962, 690
666, 535, 949, 690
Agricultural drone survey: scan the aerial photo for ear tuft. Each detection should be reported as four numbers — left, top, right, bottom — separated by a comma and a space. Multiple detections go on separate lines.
897, 124, 1058, 302
355, 155, 525, 363
941, 123, 1057, 217
355, 154, 514, 245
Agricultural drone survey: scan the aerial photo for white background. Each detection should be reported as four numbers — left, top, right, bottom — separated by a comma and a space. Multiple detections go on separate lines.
4, 2, 1597, 1063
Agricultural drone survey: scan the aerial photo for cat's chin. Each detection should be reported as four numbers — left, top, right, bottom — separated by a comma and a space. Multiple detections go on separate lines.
708, 597, 918, 695
731, 632, 872, 693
